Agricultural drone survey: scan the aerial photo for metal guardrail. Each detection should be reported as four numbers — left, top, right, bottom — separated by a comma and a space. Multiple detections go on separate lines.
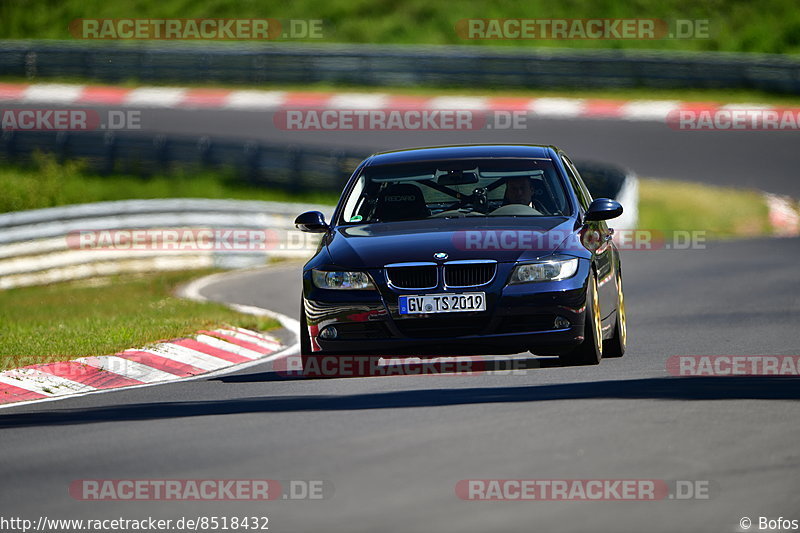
0, 130, 366, 192
0, 198, 329, 242
2, 40, 800, 93
0, 199, 333, 289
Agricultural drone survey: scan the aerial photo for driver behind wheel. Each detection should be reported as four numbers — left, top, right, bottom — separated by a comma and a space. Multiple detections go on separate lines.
502, 176, 534, 206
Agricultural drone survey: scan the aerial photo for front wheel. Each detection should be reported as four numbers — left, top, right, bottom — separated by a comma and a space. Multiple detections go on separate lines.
299, 300, 313, 357
560, 272, 603, 366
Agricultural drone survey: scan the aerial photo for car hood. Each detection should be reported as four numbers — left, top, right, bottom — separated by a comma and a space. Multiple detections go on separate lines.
325, 217, 579, 267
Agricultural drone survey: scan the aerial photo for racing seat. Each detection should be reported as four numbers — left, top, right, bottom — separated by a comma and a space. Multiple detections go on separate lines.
374, 183, 430, 222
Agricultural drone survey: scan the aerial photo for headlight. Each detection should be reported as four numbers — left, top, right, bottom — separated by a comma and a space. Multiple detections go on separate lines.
510, 257, 579, 284
312, 269, 375, 290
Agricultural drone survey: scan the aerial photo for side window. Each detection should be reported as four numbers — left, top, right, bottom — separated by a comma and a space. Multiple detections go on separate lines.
561, 156, 589, 211
341, 175, 366, 222
564, 156, 594, 204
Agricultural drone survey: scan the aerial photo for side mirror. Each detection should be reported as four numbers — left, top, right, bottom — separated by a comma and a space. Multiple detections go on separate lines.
585, 198, 623, 221
295, 211, 329, 233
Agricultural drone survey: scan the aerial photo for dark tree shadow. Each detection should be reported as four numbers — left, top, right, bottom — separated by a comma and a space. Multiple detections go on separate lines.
0, 376, 798, 429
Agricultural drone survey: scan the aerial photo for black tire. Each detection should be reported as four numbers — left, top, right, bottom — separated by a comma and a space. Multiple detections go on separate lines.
603, 272, 627, 358
300, 300, 313, 357
560, 272, 603, 366
299, 304, 325, 377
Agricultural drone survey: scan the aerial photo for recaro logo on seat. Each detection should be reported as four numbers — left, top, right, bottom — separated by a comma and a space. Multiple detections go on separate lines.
385, 195, 416, 202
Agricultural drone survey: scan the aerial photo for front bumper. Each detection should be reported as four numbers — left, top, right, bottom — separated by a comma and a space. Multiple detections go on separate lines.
303, 261, 591, 355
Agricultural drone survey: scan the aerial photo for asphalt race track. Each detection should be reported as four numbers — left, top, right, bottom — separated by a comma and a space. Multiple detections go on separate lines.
0, 106, 798, 533
155, 107, 800, 197
3, 101, 800, 196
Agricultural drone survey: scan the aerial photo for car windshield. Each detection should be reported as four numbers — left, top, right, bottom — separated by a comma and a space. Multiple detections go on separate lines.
339, 158, 571, 224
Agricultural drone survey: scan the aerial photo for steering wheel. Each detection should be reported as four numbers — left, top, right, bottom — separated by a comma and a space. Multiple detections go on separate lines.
441, 200, 463, 212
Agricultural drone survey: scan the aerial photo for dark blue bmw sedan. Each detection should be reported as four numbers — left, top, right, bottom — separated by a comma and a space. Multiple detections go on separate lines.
295, 144, 626, 365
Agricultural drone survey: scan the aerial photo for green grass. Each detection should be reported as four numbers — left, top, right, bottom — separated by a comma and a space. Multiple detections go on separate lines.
638, 178, 772, 238
0, 269, 280, 369
0, 154, 338, 213
1, 0, 800, 54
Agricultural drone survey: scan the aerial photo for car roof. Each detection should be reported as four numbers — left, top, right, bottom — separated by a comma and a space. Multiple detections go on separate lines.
365, 144, 557, 166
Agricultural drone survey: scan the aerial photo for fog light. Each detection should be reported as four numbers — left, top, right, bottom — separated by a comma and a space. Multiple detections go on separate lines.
554, 316, 570, 329
319, 326, 338, 340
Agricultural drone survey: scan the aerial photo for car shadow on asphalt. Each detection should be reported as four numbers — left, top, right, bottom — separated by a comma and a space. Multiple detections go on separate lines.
0, 376, 798, 428
216, 355, 567, 383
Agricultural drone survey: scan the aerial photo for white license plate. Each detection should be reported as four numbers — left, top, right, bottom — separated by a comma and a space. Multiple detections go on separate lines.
399, 293, 486, 315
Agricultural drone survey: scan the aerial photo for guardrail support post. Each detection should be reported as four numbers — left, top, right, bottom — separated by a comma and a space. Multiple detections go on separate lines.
102, 132, 116, 175
332, 150, 348, 190
2, 131, 16, 161
153, 134, 169, 175
55, 132, 69, 164
197, 136, 213, 168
